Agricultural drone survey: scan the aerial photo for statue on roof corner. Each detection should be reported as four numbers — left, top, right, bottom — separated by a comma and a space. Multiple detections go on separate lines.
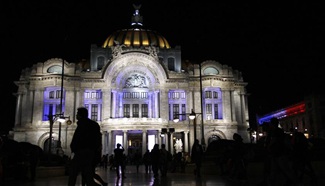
133, 4, 141, 10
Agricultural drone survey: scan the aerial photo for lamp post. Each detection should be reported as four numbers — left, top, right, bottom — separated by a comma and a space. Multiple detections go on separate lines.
47, 113, 72, 163
173, 109, 200, 143
189, 109, 203, 143
199, 63, 205, 149
161, 128, 174, 152
57, 57, 65, 155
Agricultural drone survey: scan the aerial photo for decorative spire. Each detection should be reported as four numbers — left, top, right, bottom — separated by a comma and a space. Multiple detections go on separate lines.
131, 4, 143, 27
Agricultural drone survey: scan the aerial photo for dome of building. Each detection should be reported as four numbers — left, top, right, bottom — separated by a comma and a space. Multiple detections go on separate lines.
102, 28, 170, 49
102, 4, 170, 49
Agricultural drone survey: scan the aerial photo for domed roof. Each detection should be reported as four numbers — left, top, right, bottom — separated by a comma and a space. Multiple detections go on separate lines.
102, 4, 171, 49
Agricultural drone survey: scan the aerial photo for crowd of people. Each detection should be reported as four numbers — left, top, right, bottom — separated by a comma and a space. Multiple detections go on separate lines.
1, 108, 320, 186
64, 112, 321, 186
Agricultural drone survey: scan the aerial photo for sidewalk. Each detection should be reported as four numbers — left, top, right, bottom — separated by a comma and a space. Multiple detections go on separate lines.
2, 161, 324, 186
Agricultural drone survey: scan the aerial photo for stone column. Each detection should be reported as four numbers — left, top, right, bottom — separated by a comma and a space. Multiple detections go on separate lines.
111, 91, 116, 118
142, 130, 147, 155
123, 130, 128, 155
222, 89, 232, 122
158, 130, 162, 147
32, 89, 43, 124
170, 132, 174, 155
102, 89, 111, 121
184, 131, 189, 153
14, 93, 22, 126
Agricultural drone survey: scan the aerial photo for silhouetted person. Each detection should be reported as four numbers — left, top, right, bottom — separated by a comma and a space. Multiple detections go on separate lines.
266, 117, 297, 186
102, 154, 108, 170
82, 133, 107, 186
114, 143, 126, 179
159, 144, 171, 177
150, 144, 160, 179
191, 139, 203, 178
27, 145, 42, 182
108, 154, 114, 170
292, 130, 317, 185
133, 149, 142, 173
143, 149, 152, 174
227, 133, 247, 182
68, 107, 101, 186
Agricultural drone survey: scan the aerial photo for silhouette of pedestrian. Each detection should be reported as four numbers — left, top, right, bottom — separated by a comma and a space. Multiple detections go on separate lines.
82, 133, 107, 186
143, 149, 152, 174
68, 107, 102, 186
114, 143, 126, 179
133, 149, 142, 173
191, 139, 204, 178
27, 145, 42, 182
227, 133, 247, 182
150, 144, 160, 179
266, 117, 297, 186
292, 130, 317, 185
159, 144, 171, 177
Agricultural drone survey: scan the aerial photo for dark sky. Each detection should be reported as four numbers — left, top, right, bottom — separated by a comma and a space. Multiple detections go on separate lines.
2, 1, 324, 131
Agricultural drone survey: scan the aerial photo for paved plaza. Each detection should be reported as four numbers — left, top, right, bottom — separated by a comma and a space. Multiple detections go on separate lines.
2, 161, 325, 186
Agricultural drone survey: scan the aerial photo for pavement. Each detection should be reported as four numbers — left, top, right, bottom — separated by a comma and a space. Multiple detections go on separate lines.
1, 161, 324, 186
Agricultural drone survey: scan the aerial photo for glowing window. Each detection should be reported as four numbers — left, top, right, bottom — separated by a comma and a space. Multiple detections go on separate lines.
203, 67, 219, 75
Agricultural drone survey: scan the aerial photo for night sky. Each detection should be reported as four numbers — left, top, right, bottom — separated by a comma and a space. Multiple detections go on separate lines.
2, 1, 324, 131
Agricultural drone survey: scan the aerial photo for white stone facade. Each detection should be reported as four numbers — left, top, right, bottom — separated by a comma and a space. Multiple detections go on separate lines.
12, 7, 250, 157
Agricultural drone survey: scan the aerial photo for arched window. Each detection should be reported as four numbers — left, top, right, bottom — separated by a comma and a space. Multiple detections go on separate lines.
203, 67, 219, 75
47, 65, 62, 74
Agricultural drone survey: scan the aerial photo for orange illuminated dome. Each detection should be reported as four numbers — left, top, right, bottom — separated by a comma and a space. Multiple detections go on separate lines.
102, 4, 170, 49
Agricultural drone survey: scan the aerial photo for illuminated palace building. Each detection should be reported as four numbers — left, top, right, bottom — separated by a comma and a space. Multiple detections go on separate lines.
12, 5, 250, 156
257, 94, 325, 139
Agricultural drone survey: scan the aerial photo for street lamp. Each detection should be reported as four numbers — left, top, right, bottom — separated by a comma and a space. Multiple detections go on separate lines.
173, 109, 199, 142
198, 63, 205, 149
189, 109, 202, 142
47, 113, 72, 158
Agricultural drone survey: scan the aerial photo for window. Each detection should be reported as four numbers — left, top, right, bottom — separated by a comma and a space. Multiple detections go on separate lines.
168, 90, 186, 121
56, 90, 62, 98
141, 104, 148, 117
91, 104, 98, 121
181, 104, 186, 121
123, 92, 147, 99
124, 104, 130, 118
168, 57, 175, 71
84, 90, 102, 121
85, 91, 102, 99
47, 65, 62, 74
205, 91, 212, 98
203, 88, 222, 120
173, 104, 179, 120
213, 91, 218, 98
43, 87, 65, 121
49, 91, 55, 99
214, 104, 219, 119
203, 67, 219, 75
97, 56, 105, 70
133, 104, 139, 117
141, 92, 148, 99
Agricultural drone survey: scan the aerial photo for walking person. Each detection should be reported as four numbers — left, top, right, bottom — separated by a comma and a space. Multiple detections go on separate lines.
150, 144, 160, 179
159, 144, 171, 177
266, 117, 297, 186
191, 139, 204, 178
114, 143, 126, 179
133, 149, 142, 173
68, 107, 102, 186
82, 133, 107, 186
292, 130, 318, 185
227, 133, 248, 183
143, 149, 152, 174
